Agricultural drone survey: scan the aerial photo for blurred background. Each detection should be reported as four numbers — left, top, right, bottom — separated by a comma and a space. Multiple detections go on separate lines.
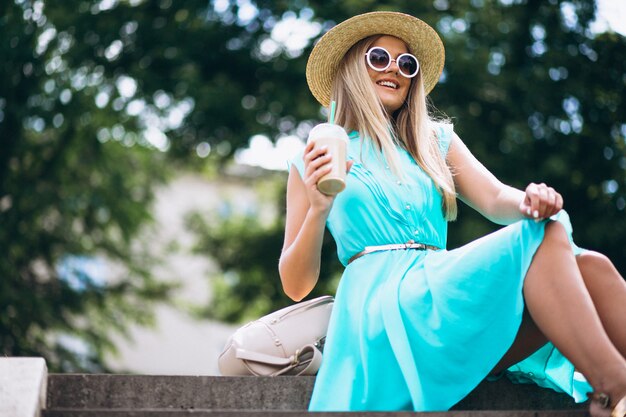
1, 0, 625, 375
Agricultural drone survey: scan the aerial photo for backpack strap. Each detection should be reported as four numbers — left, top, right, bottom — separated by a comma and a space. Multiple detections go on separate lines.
236, 344, 322, 376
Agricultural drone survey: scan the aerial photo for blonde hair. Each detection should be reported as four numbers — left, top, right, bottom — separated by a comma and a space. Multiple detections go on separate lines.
331, 36, 457, 220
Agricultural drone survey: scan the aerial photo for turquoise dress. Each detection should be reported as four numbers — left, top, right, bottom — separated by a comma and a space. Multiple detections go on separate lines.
291, 123, 591, 411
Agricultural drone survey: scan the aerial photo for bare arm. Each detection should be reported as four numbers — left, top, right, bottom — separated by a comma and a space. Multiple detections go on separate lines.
279, 164, 329, 301
279, 142, 352, 301
447, 133, 563, 225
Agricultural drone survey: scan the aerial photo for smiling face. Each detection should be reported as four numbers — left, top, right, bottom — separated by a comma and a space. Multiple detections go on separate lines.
366, 35, 412, 114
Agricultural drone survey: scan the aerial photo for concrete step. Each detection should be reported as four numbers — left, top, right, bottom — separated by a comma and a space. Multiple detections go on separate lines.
43, 410, 590, 417
46, 374, 586, 412
46, 375, 313, 411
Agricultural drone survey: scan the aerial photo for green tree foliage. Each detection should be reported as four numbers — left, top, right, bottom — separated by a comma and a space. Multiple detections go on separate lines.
189, 0, 626, 323
425, 0, 626, 259
2, 0, 625, 367
0, 1, 178, 371
186, 178, 343, 322
0, 0, 325, 369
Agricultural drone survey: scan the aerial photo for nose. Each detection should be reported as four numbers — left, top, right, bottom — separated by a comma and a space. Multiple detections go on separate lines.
386, 58, 400, 74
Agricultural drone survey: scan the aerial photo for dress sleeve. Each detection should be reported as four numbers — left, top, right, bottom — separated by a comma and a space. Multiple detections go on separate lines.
288, 148, 305, 178
434, 122, 454, 157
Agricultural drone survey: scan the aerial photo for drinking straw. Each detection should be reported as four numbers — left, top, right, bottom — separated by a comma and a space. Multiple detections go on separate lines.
329, 100, 336, 125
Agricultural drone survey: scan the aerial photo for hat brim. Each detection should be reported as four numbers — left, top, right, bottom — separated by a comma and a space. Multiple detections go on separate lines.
306, 11, 445, 107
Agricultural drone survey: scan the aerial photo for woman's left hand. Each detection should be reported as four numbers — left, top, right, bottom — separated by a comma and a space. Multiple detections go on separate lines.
519, 182, 563, 221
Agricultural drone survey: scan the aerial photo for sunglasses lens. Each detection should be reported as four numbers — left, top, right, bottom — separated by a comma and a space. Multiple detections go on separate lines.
368, 48, 390, 69
398, 55, 419, 77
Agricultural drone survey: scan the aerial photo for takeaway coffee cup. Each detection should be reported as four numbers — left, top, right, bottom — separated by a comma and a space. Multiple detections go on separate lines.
307, 123, 349, 195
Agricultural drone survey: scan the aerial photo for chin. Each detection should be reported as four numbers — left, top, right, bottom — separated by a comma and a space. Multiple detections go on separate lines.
382, 102, 402, 114
379, 95, 403, 113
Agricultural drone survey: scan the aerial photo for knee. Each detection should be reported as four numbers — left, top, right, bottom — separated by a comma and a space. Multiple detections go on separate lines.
542, 221, 571, 249
576, 251, 614, 275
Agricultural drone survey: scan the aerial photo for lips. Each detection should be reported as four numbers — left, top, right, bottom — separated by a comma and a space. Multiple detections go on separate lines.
376, 79, 399, 89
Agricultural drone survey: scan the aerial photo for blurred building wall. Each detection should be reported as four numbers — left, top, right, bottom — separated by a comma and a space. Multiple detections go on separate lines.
105, 169, 279, 375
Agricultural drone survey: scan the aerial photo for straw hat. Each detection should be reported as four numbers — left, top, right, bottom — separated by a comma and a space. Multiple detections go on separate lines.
306, 11, 445, 107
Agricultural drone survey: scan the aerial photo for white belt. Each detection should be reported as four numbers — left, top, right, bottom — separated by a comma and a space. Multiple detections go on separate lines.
348, 240, 441, 264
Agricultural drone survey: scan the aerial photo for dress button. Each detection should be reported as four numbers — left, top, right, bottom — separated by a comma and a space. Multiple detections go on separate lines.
414, 230, 419, 235
397, 181, 402, 185
405, 204, 411, 210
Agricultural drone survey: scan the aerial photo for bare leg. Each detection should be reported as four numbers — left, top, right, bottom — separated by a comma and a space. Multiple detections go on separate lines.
577, 251, 626, 357
493, 250, 626, 374
522, 222, 626, 412
490, 308, 546, 375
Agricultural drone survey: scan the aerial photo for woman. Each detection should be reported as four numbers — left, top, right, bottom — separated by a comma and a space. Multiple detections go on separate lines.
278, 11, 626, 416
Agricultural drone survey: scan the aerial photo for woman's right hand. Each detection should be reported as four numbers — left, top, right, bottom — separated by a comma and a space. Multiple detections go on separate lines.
280, 142, 352, 301
302, 141, 352, 213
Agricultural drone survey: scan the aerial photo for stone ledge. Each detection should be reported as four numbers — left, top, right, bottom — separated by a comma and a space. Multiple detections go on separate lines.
0, 357, 48, 417
42, 409, 590, 417
46, 374, 584, 411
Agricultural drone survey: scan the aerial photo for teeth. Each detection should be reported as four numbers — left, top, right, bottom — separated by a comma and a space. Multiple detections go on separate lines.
377, 80, 398, 89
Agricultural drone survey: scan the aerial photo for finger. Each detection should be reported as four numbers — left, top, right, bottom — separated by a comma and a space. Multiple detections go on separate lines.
304, 140, 315, 154
304, 164, 332, 191
546, 190, 563, 217
303, 144, 328, 165
544, 187, 558, 216
555, 193, 564, 211
304, 155, 332, 183
303, 146, 330, 175
525, 183, 541, 219
302, 141, 317, 166
542, 186, 565, 218
308, 151, 332, 171
310, 164, 333, 186
536, 183, 549, 219
304, 146, 332, 173
346, 159, 354, 174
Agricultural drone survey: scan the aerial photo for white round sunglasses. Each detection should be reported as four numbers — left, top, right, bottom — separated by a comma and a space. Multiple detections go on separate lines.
364, 46, 420, 78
